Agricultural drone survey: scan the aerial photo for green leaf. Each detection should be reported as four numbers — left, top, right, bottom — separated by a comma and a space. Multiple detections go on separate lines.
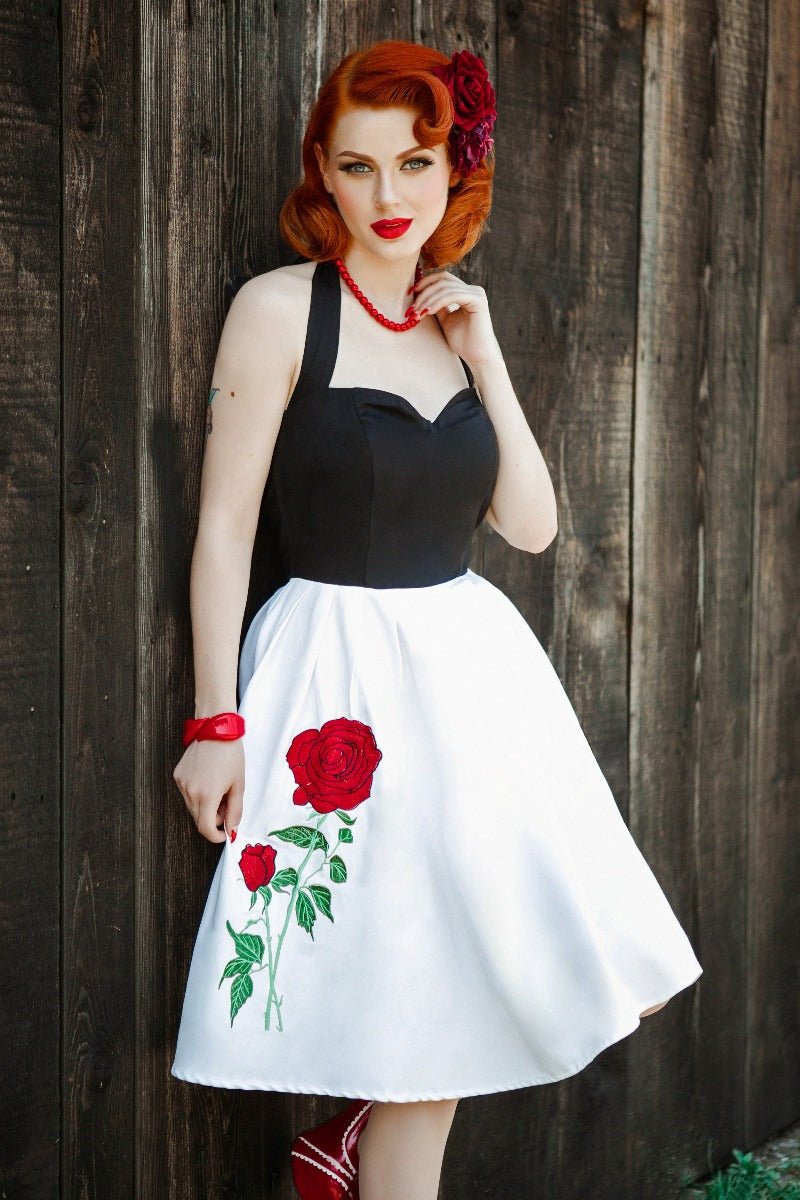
337, 828, 354, 843
218, 957, 251, 987
268, 824, 329, 852
335, 810, 356, 825
308, 884, 333, 921
228, 957, 253, 978
270, 867, 298, 891
329, 855, 347, 883
230, 971, 253, 1025
226, 920, 264, 965
295, 889, 316, 938
258, 885, 272, 906
248, 891, 258, 910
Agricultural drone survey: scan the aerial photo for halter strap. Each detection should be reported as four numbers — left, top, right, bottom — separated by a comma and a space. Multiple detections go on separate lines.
292, 259, 341, 400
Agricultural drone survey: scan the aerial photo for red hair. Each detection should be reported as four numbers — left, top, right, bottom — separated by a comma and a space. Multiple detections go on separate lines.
279, 39, 495, 269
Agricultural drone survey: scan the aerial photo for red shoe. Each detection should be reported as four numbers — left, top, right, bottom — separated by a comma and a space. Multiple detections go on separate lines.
290, 1098, 374, 1199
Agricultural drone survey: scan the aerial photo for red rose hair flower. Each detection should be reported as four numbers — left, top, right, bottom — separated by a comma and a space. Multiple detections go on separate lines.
430, 49, 497, 177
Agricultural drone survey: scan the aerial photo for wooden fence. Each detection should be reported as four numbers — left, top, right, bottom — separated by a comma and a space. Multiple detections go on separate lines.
1, 1, 797, 1197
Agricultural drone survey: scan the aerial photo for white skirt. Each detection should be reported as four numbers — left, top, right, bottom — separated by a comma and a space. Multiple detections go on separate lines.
170, 568, 702, 1101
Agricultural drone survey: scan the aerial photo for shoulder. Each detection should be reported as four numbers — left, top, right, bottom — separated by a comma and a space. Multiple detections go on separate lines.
231, 260, 317, 320
222, 262, 320, 398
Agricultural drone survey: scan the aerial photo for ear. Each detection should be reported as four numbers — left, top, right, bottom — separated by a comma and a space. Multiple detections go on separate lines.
313, 141, 330, 191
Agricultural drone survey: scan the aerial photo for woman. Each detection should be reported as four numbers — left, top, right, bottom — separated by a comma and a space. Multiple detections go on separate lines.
171, 39, 702, 1200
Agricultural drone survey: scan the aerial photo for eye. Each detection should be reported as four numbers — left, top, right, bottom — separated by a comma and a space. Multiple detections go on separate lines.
338, 157, 435, 175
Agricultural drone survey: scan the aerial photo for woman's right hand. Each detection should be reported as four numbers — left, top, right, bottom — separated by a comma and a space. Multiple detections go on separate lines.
173, 739, 245, 844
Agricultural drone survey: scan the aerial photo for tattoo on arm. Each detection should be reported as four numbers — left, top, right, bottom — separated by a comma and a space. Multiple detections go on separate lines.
206, 387, 219, 436
205, 386, 235, 437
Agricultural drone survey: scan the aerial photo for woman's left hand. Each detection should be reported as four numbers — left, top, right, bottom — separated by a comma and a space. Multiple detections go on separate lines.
411, 270, 502, 369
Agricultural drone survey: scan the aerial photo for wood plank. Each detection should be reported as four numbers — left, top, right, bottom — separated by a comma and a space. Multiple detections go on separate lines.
746, 0, 800, 1146
61, 0, 138, 1195
628, 0, 767, 1190
0, 3, 61, 1196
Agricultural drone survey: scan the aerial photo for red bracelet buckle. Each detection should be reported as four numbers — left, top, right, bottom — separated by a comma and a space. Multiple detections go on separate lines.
183, 712, 245, 748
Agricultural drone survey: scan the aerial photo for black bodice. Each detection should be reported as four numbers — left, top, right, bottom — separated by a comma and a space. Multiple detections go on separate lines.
263, 258, 499, 588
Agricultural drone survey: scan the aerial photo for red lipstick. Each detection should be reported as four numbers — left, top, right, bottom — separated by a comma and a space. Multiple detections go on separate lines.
370, 218, 413, 239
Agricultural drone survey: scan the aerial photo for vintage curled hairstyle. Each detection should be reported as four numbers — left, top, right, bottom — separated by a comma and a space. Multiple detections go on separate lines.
279, 40, 495, 269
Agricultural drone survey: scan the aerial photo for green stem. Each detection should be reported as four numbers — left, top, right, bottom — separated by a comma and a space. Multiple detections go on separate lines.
269, 813, 329, 996
302, 850, 333, 885
261, 893, 282, 1030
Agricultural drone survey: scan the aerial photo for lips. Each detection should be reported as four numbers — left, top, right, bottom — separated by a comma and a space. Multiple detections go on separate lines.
370, 218, 413, 239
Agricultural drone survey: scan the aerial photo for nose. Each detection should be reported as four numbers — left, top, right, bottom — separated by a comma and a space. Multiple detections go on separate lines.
374, 170, 401, 208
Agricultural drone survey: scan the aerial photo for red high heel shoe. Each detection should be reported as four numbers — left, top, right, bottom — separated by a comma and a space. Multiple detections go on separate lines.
290, 1098, 374, 1199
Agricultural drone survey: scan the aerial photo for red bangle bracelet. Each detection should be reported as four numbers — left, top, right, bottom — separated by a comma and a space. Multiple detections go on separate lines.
183, 712, 245, 747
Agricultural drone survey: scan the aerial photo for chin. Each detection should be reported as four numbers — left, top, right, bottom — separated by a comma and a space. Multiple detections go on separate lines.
366, 231, 428, 254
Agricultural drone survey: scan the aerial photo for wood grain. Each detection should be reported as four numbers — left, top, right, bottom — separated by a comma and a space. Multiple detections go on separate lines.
0, 3, 61, 1196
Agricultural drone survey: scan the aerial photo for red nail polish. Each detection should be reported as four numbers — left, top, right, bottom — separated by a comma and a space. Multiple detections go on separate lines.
229, 828, 237, 842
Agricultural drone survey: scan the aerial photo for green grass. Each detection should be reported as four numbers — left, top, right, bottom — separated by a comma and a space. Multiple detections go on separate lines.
698, 1149, 800, 1199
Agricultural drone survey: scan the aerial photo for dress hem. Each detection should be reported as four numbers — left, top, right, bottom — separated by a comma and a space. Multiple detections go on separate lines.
169, 973, 702, 1102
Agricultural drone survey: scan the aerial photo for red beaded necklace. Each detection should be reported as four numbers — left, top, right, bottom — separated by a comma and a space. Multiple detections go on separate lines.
334, 256, 425, 332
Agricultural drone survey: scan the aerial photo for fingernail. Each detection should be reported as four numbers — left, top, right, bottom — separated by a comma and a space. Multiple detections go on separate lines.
229, 828, 237, 842
420, 307, 429, 315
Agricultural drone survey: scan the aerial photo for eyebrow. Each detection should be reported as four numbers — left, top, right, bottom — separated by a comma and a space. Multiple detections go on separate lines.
335, 145, 429, 160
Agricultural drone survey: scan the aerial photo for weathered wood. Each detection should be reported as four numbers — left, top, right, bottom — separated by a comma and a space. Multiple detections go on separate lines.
0, 0, 61, 1194
60, 0, 139, 1197
746, 0, 800, 1147
628, 0, 770, 1193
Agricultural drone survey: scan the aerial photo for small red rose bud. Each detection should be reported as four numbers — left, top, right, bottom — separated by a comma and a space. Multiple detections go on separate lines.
239, 842, 277, 891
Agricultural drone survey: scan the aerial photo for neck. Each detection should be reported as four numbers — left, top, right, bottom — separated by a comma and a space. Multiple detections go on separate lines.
339, 247, 421, 322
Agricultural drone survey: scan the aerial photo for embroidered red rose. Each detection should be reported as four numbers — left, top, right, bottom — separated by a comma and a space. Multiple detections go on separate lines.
286, 716, 382, 814
223, 715, 381, 1029
239, 842, 278, 891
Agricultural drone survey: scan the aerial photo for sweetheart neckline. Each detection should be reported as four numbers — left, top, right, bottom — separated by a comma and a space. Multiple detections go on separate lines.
327, 384, 479, 427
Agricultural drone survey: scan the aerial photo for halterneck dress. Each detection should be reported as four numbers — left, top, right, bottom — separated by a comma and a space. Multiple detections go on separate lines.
170, 258, 703, 1101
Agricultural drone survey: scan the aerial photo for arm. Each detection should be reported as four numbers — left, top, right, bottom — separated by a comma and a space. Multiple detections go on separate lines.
472, 352, 558, 553
174, 270, 300, 843
408, 268, 558, 554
